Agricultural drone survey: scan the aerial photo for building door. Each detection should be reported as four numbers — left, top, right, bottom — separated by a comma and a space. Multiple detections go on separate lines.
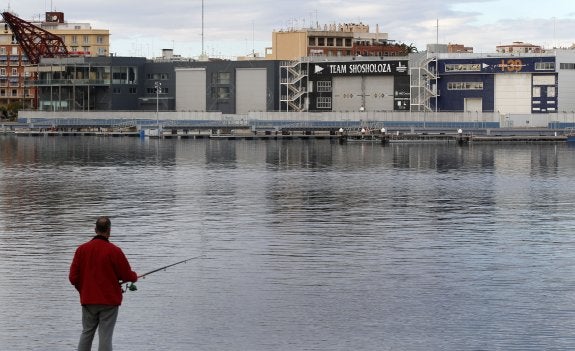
464, 98, 482, 112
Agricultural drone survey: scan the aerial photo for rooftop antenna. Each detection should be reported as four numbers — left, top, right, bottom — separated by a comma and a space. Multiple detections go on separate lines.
199, 0, 208, 61
201, 0, 204, 55
553, 16, 557, 49
435, 18, 439, 115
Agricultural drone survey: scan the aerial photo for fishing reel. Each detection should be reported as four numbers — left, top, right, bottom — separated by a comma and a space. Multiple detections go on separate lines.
122, 282, 137, 293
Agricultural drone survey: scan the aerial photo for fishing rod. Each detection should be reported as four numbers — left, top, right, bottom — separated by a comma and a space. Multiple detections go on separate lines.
123, 254, 205, 292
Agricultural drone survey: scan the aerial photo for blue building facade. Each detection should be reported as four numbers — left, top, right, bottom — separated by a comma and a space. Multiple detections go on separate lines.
434, 56, 557, 114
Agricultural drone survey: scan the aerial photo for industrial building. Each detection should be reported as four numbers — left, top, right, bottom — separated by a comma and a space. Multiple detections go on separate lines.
20, 48, 575, 130
3, 10, 575, 130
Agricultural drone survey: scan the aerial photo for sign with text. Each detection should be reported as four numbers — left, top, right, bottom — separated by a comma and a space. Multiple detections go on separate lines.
311, 60, 409, 77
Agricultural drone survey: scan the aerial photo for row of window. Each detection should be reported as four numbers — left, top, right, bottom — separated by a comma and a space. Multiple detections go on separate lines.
308, 37, 353, 48
0, 69, 22, 76
112, 87, 171, 95
535, 62, 555, 70
0, 43, 104, 55
445, 62, 556, 72
123, 84, 231, 99
146, 73, 170, 80
447, 82, 484, 90
309, 49, 405, 57
64, 35, 105, 45
145, 87, 169, 94
533, 86, 556, 98
0, 82, 24, 88
317, 97, 331, 109
445, 64, 481, 72
560, 63, 575, 70
0, 47, 20, 55
0, 88, 29, 97
147, 72, 230, 84
317, 81, 332, 92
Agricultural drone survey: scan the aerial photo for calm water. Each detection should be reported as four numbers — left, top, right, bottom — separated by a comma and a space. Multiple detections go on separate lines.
1, 135, 575, 350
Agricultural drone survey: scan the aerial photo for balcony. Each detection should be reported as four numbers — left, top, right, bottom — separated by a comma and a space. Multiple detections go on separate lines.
28, 79, 111, 86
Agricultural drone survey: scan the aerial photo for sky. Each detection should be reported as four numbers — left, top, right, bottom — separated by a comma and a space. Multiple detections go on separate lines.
4, 0, 575, 59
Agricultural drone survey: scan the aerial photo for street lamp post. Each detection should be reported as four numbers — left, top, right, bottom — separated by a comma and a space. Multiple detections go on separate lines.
155, 81, 161, 137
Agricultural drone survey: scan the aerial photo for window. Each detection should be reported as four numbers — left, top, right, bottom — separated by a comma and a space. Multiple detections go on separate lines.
533, 75, 555, 85
447, 82, 483, 90
317, 81, 332, 92
560, 63, 575, 70
11, 89, 17, 96
533, 87, 541, 98
0, 68, 6, 76
547, 86, 556, 98
11, 68, 17, 76
83, 35, 89, 44
112, 67, 137, 84
445, 63, 481, 72
535, 62, 555, 70
212, 72, 230, 84
71, 35, 77, 44
112, 87, 121, 94
0, 47, 6, 55
97, 36, 104, 44
112, 71, 127, 81
211, 86, 230, 100
146, 73, 169, 80
128, 87, 137, 94
316, 97, 332, 109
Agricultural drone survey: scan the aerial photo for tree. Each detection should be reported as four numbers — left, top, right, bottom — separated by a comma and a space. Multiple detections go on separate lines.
0, 102, 21, 121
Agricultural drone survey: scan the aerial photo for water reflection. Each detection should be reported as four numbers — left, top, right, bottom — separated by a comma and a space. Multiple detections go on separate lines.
1, 136, 575, 350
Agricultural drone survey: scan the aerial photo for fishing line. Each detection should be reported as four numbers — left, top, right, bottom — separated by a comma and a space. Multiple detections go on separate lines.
122, 254, 205, 292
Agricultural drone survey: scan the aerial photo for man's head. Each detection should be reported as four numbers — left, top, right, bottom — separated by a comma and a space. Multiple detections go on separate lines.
95, 216, 111, 237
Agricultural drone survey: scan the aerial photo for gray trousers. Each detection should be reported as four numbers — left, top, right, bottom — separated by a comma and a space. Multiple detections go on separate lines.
78, 305, 119, 351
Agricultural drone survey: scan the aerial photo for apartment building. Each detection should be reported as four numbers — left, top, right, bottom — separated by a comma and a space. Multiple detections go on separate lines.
0, 11, 110, 109
40, 12, 110, 57
266, 22, 410, 60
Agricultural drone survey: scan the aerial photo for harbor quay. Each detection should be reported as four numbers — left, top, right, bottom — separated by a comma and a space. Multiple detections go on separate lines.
2, 110, 574, 143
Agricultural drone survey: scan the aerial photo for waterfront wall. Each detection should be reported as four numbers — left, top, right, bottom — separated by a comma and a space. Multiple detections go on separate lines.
17, 110, 572, 128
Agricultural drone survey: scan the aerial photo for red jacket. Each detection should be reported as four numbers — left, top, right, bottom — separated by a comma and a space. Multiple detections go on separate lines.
69, 235, 138, 306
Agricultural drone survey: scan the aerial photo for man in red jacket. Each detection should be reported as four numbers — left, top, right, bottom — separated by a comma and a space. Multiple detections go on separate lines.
69, 216, 138, 351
